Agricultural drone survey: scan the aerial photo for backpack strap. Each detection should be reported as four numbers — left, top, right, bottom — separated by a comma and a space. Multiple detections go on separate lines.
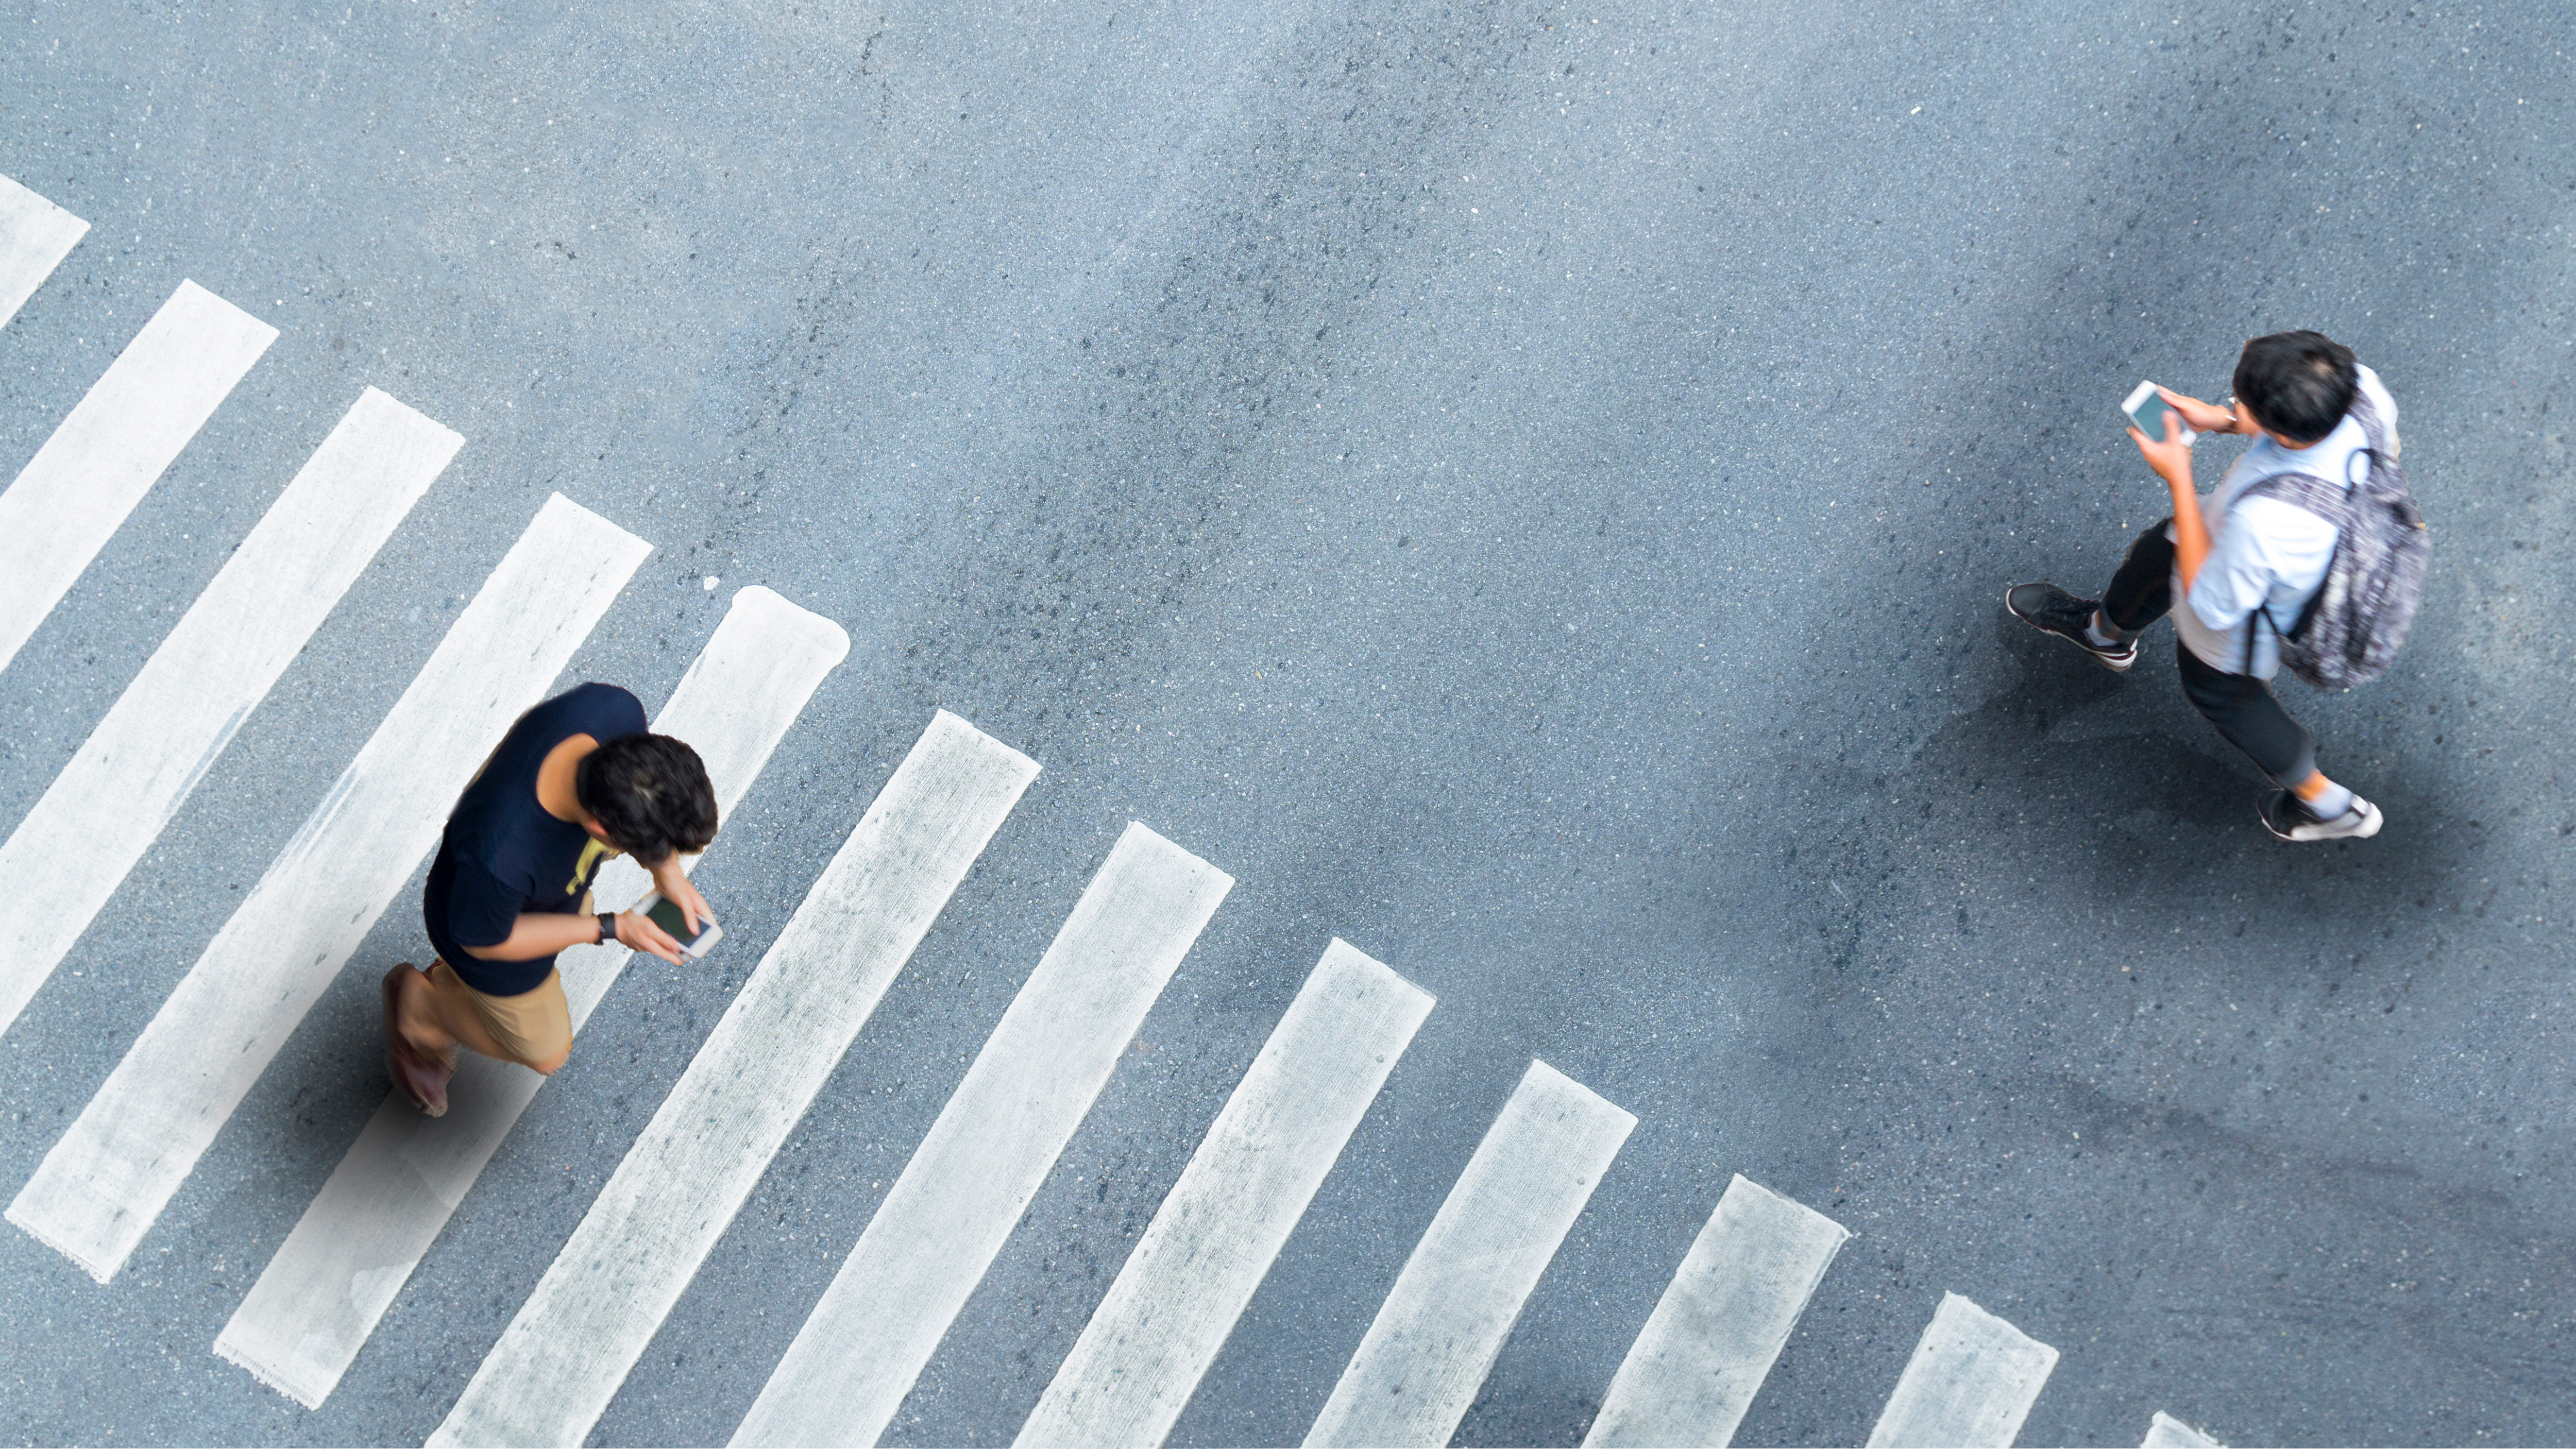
2232, 465, 2353, 672
2238, 468, 2351, 523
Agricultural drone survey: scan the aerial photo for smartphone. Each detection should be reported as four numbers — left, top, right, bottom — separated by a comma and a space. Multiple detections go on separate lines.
635, 891, 723, 959
2122, 380, 2197, 447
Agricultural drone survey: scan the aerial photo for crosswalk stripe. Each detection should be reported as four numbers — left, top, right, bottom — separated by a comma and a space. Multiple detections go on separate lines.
1014, 940, 1435, 1449
210, 585, 849, 1409
2141, 1410, 2223, 1447
0, 175, 88, 329
731, 821, 1233, 1449
0, 387, 460, 1041
1864, 1291, 2060, 1449
5, 494, 650, 1284
0, 279, 275, 676
1304, 1059, 1636, 1449
428, 710, 1040, 1449
1582, 1173, 1850, 1448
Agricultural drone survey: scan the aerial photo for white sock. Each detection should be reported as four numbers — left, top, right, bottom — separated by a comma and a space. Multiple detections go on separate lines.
2307, 782, 2354, 817
2083, 611, 2123, 649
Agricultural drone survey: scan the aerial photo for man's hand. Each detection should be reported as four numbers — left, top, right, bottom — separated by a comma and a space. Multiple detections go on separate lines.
647, 854, 711, 937
2128, 408, 2195, 488
611, 910, 689, 967
2156, 384, 2241, 436
2131, 401, 2215, 590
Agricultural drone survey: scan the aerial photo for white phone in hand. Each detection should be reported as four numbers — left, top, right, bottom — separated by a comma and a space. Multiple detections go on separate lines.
635, 891, 722, 959
2123, 380, 2197, 447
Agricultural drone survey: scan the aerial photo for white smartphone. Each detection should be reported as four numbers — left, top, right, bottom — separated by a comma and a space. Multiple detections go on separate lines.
2122, 380, 2197, 447
635, 891, 722, 959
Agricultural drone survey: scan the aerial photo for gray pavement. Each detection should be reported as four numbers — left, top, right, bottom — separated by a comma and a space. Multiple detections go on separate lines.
2, 0, 2572, 1444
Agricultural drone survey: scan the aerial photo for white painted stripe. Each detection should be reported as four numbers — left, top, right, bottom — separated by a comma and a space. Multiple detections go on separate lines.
5, 495, 649, 1283
1015, 940, 1435, 1449
211, 585, 849, 1409
0, 279, 275, 675
0, 388, 460, 1039
2141, 1410, 2223, 1448
1865, 1292, 2060, 1449
1583, 1174, 1850, 1448
428, 711, 1039, 1449
1305, 1060, 1637, 1449
732, 821, 1232, 1448
0, 175, 89, 329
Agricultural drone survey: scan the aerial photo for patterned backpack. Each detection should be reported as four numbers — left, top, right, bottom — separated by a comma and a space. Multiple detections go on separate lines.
2240, 387, 2430, 690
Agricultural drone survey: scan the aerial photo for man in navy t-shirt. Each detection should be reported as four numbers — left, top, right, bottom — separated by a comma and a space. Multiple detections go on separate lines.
383, 681, 718, 1115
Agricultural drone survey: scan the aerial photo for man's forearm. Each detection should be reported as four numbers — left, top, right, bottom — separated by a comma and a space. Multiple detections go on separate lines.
2166, 472, 2211, 591
463, 911, 605, 962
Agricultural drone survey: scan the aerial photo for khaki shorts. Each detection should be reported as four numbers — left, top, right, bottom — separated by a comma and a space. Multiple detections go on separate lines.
431, 958, 572, 1065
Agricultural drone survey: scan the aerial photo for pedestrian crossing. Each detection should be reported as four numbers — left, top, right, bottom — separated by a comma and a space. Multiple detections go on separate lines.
1866, 1292, 2061, 1449
0, 386, 458, 1037
2142, 1410, 2226, 1447
0, 172, 2226, 1446
7, 493, 650, 1284
0, 278, 275, 675
733, 823, 1231, 1448
433, 710, 1041, 1448
1584, 1173, 1852, 1448
0, 175, 87, 330
1308, 1061, 1636, 1449
1015, 940, 1437, 1449
213, 583, 851, 1408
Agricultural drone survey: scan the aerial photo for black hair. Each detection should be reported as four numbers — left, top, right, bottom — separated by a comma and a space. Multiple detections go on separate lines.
2232, 330, 2359, 445
575, 734, 717, 864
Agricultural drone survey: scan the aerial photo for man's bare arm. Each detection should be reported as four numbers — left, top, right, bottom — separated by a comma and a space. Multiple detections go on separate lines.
463, 907, 688, 966
2130, 409, 2210, 589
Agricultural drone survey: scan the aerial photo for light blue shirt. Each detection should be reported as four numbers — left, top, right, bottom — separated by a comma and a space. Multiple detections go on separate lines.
2172, 366, 2398, 678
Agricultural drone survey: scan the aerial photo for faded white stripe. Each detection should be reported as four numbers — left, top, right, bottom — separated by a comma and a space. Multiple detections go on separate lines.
1583, 1174, 1850, 1448
429, 711, 1039, 1449
0, 175, 88, 329
5, 495, 649, 1283
1306, 1060, 1636, 1449
0, 388, 459, 1038
731, 821, 1232, 1449
0, 279, 275, 674
212, 585, 849, 1409
1865, 1292, 2059, 1449
2141, 1410, 2223, 1447
1015, 940, 1435, 1449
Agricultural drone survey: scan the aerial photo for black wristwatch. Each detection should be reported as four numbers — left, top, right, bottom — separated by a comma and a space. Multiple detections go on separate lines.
597, 911, 618, 946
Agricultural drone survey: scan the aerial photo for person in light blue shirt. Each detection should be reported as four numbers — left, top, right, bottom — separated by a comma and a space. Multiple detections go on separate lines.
2008, 331, 2389, 842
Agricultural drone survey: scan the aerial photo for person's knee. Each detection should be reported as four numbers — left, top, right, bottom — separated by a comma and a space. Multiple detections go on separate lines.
520, 1018, 572, 1075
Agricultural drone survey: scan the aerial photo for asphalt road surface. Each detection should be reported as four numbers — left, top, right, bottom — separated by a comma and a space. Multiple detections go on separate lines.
2, 1, 2571, 1445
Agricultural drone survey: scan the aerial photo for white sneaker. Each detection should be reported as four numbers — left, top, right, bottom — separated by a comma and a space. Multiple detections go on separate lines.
2259, 791, 2383, 842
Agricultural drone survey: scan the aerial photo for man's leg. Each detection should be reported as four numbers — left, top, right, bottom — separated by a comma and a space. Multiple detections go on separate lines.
2005, 520, 2175, 671
394, 959, 506, 1062
397, 960, 570, 1074
445, 964, 572, 1076
2097, 520, 2177, 639
2173, 644, 2382, 840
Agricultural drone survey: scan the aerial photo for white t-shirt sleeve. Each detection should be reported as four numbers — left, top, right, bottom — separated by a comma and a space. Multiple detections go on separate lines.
2186, 496, 2338, 634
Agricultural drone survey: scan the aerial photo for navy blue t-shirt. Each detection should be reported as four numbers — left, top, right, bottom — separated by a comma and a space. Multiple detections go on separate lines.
424, 683, 648, 996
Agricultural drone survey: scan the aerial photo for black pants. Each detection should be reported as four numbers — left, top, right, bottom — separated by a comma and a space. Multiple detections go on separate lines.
2099, 520, 2319, 787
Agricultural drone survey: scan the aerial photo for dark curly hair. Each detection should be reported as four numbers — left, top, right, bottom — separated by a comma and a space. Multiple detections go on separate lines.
574, 734, 717, 864
2233, 330, 2359, 445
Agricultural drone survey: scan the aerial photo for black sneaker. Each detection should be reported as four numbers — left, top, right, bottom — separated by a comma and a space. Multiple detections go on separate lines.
2259, 790, 2384, 842
2004, 583, 2137, 672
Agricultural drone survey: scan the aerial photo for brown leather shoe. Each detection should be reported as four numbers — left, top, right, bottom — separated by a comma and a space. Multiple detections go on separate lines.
382, 963, 455, 1117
